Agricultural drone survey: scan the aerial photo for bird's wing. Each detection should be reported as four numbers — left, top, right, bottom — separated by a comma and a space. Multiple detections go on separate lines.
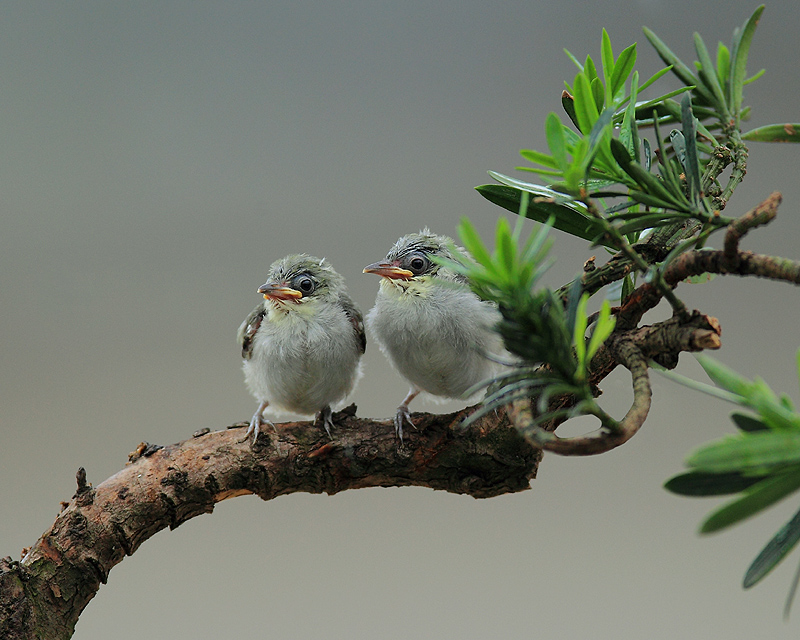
340, 293, 366, 354
237, 305, 266, 360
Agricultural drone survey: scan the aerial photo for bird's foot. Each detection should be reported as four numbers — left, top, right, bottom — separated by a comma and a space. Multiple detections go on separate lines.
393, 404, 417, 444
315, 406, 335, 440
239, 407, 277, 447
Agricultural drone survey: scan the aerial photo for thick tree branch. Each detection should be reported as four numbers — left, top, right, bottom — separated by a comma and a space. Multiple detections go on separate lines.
0, 406, 540, 640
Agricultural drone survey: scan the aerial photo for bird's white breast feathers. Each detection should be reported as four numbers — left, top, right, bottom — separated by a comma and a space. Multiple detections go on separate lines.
243, 298, 362, 415
367, 280, 503, 399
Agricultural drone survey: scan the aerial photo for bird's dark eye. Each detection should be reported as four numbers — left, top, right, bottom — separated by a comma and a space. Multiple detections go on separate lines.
407, 254, 429, 274
294, 276, 316, 294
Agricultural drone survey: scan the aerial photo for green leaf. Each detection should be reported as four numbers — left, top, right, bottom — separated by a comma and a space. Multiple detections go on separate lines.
643, 27, 714, 105
627, 191, 686, 211
584, 54, 598, 84
586, 300, 615, 361
609, 44, 637, 100
665, 470, 766, 496
700, 467, 800, 533
495, 217, 515, 275
742, 124, 800, 143
743, 68, 765, 85
590, 77, 605, 112
616, 213, 688, 235
585, 107, 615, 175
475, 183, 612, 247
716, 42, 730, 92
561, 91, 580, 130
717, 42, 731, 96
457, 217, 494, 268
680, 93, 702, 205
600, 28, 614, 100
697, 354, 753, 396
693, 31, 729, 114
610, 139, 683, 207
619, 72, 640, 162
731, 412, 769, 432
744, 506, 800, 588
573, 294, 589, 372
638, 65, 672, 94
545, 112, 569, 171
519, 148, 560, 169
620, 273, 634, 303
573, 72, 600, 135
730, 5, 765, 116
687, 431, 800, 473
563, 48, 583, 71
669, 130, 686, 169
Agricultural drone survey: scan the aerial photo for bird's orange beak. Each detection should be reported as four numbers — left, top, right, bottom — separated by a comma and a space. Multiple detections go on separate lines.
363, 261, 414, 280
258, 283, 303, 301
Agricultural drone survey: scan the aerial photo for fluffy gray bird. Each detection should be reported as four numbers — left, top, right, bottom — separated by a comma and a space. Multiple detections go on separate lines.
363, 229, 503, 440
238, 254, 366, 445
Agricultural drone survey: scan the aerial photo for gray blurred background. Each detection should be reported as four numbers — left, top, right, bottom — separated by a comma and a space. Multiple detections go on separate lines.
2, 1, 799, 638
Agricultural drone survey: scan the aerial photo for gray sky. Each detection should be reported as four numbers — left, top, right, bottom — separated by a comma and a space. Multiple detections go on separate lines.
2, 1, 800, 638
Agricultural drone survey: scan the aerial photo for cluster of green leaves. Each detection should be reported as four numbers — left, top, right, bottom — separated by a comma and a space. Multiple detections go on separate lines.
463, 5, 800, 614
477, 5, 798, 260
660, 353, 800, 615
644, 7, 763, 129
447, 206, 615, 427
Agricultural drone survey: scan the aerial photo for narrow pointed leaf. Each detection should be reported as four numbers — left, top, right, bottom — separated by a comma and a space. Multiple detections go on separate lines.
586, 300, 615, 360
590, 77, 605, 112
609, 44, 637, 99
687, 432, 800, 473
561, 91, 580, 130
620, 273, 634, 303
730, 5, 765, 115
457, 218, 494, 268
520, 148, 560, 169
743, 68, 765, 85
563, 48, 583, 71
700, 468, 800, 534
574, 72, 599, 134
600, 28, 614, 98
665, 470, 767, 496
731, 412, 769, 432
585, 107, 614, 170
716, 42, 730, 91
545, 112, 569, 171
643, 27, 696, 86
697, 354, 753, 396
584, 54, 598, 84
742, 124, 800, 143
744, 506, 800, 588
638, 65, 673, 93
693, 31, 728, 114
573, 294, 589, 371
681, 93, 702, 205
619, 72, 640, 161
643, 27, 714, 104
475, 184, 612, 246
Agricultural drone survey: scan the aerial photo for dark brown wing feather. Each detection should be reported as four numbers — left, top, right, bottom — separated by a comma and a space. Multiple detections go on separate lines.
238, 306, 266, 359
340, 294, 366, 354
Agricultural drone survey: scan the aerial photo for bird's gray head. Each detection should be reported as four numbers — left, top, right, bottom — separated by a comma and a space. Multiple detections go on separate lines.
363, 229, 469, 284
258, 254, 344, 304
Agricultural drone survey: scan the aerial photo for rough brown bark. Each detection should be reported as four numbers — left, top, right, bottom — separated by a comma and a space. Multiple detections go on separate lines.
0, 406, 540, 640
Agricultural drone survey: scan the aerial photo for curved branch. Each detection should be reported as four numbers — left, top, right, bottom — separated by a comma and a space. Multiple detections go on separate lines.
0, 407, 540, 640
508, 339, 652, 455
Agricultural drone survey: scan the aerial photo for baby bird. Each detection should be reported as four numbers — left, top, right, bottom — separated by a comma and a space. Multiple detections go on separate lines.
363, 229, 503, 440
239, 255, 365, 445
